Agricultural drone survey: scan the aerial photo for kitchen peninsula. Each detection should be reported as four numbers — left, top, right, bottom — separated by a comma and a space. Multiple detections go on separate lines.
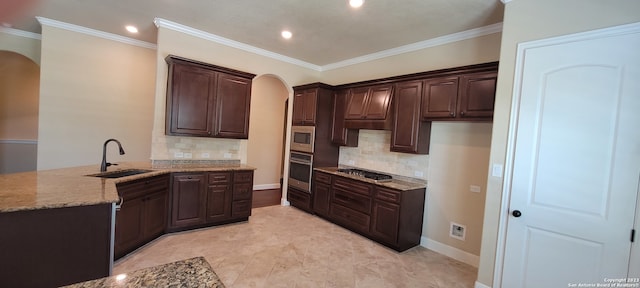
0, 162, 254, 287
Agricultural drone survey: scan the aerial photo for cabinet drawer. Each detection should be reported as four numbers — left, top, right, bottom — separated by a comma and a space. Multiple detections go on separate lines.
332, 188, 372, 215
234, 171, 253, 183
330, 203, 370, 234
117, 174, 169, 200
333, 177, 372, 196
287, 188, 312, 212
233, 183, 252, 200
375, 187, 401, 204
314, 171, 332, 184
232, 200, 251, 217
208, 172, 231, 184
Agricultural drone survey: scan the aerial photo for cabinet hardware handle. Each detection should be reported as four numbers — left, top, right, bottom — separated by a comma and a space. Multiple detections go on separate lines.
449, 112, 455, 117
187, 176, 192, 179
460, 111, 465, 116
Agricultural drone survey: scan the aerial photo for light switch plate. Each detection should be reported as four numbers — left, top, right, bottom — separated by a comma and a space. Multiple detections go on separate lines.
184, 153, 192, 159
224, 153, 232, 159
470, 185, 481, 193
201, 152, 210, 158
492, 164, 503, 177
174, 152, 184, 158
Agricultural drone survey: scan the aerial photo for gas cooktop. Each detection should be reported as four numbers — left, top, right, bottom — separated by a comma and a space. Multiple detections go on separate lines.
337, 168, 393, 182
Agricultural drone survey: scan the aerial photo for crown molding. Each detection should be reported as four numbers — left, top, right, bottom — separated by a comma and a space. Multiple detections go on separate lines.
36, 17, 156, 49
154, 18, 322, 71
0, 27, 41, 40
321, 22, 503, 71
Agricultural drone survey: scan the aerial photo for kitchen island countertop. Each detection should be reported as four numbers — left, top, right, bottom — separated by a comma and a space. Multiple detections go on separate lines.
63, 257, 225, 288
0, 161, 255, 213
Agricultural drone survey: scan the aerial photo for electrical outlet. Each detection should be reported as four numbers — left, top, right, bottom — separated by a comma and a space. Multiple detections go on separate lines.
184, 153, 192, 159
174, 152, 184, 158
201, 152, 210, 158
450, 222, 466, 241
223, 153, 232, 159
347, 160, 355, 165
470, 185, 481, 193
414, 171, 424, 178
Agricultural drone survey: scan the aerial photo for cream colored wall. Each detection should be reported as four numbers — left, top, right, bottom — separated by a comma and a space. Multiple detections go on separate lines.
0, 30, 41, 64
327, 33, 501, 259
477, 0, 640, 286
37, 25, 156, 170
151, 27, 320, 164
247, 75, 288, 188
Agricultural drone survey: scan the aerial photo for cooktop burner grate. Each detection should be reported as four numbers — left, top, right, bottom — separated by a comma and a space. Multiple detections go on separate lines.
337, 168, 393, 182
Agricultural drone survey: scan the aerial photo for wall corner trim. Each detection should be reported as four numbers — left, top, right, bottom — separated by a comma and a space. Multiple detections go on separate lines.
36, 17, 157, 50
0, 27, 41, 40
153, 17, 322, 72
475, 281, 492, 288
420, 236, 480, 267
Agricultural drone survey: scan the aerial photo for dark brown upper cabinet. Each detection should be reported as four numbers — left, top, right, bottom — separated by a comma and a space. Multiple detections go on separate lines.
391, 80, 431, 154
421, 71, 497, 121
344, 84, 394, 130
292, 88, 319, 126
165, 55, 255, 139
331, 89, 358, 147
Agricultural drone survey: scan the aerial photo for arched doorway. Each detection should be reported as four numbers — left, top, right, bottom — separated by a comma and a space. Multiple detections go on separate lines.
247, 74, 290, 207
0, 50, 39, 173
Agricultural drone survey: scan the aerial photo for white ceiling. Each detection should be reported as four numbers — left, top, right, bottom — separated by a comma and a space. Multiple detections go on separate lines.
10, 0, 504, 66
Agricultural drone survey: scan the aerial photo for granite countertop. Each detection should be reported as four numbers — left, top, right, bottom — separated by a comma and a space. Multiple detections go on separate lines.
314, 167, 427, 191
0, 161, 255, 213
63, 257, 225, 288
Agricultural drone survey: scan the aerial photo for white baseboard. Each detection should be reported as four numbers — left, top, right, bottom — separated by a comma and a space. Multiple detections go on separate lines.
420, 236, 480, 268
475, 281, 491, 288
253, 183, 280, 191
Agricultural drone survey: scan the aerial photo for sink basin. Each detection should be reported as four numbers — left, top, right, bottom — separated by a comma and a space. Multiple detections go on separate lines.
87, 169, 154, 179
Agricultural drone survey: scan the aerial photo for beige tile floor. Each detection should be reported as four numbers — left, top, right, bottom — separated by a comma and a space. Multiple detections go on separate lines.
114, 205, 477, 288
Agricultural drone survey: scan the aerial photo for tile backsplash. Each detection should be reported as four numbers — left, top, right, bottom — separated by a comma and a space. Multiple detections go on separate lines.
338, 130, 429, 180
151, 134, 241, 161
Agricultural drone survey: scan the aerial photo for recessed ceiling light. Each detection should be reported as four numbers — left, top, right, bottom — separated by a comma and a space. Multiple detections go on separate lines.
281, 30, 292, 39
349, 0, 364, 8
125, 25, 138, 33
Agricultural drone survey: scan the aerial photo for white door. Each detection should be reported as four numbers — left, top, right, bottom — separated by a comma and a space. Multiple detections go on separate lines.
501, 23, 640, 287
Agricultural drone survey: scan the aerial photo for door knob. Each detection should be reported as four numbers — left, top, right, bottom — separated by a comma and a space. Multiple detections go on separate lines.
512, 210, 522, 217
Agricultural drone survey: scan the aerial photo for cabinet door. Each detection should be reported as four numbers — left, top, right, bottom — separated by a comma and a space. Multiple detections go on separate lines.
312, 182, 331, 217
114, 196, 144, 259
331, 89, 358, 146
364, 85, 393, 120
391, 80, 429, 154
170, 174, 206, 228
345, 87, 369, 119
167, 64, 216, 136
287, 187, 312, 212
206, 184, 232, 223
214, 73, 252, 139
371, 201, 400, 245
292, 91, 305, 125
302, 89, 317, 125
421, 76, 459, 119
458, 71, 497, 119
142, 190, 168, 241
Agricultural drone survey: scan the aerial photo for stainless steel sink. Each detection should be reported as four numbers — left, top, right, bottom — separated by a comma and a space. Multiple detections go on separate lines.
87, 169, 154, 179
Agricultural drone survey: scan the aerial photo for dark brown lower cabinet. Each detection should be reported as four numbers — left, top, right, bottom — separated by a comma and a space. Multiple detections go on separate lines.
310, 171, 425, 252
0, 204, 112, 287
168, 170, 254, 232
287, 187, 312, 212
115, 174, 169, 259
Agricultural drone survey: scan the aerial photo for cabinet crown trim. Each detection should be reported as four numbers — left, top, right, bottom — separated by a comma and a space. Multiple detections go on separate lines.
166, 55, 256, 79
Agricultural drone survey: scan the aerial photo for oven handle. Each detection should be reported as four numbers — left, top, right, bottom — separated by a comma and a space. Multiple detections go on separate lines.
290, 158, 312, 165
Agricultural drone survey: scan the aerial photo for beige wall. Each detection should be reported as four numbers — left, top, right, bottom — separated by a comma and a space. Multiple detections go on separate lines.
248, 75, 288, 188
0, 50, 39, 173
477, 0, 640, 286
150, 27, 320, 164
0, 29, 41, 64
37, 25, 156, 170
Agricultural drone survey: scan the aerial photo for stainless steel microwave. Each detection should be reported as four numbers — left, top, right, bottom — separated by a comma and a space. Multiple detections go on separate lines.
290, 126, 315, 153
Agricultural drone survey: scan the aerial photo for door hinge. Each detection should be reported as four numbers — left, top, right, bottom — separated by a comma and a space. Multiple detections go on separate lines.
632, 229, 636, 243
